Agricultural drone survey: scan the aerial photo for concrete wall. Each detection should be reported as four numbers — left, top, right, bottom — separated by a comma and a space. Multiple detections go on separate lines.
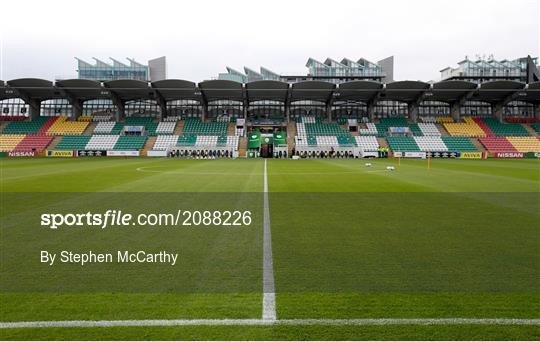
148, 56, 167, 82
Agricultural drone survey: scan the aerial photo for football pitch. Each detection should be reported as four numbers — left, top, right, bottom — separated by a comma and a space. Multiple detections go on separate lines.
0, 158, 539, 340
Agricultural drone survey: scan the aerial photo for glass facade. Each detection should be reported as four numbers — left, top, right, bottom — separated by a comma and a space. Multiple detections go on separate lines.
440, 56, 539, 82
0, 98, 29, 117
77, 58, 149, 81
218, 57, 387, 84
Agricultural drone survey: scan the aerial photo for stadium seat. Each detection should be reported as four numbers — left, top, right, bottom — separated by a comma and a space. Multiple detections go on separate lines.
94, 121, 123, 134
506, 137, 540, 152
155, 121, 176, 134
56, 135, 92, 150
85, 135, 120, 150
478, 118, 529, 136
46, 116, 89, 135
354, 136, 379, 152
414, 136, 448, 152
0, 134, 26, 152
441, 137, 478, 152
2, 116, 52, 134
12, 134, 53, 152
479, 137, 518, 153
417, 123, 441, 136
386, 136, 420, 152
443, 117, 486, 137
153, 135, 180, 150
113, 136, 147, 150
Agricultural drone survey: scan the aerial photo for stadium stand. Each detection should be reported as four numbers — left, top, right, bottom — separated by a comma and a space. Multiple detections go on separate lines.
532, 123, 540, 133
296, 117, 355, 148
182, 118, 227, 135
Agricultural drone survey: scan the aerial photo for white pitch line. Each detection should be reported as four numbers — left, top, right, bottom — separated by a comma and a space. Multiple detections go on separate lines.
1, 318, 539, 329
262, 159, 276, 322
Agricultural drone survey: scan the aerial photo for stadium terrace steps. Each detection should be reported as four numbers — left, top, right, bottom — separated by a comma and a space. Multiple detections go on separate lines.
83, 122, 97, 135
46, 136, 64, 150
531, 123, 540, 134
523, 124, 538, 136
227, 123, 236, 136
174, 120, 185, 135
142, 136, 157, 155
479, 137, 518, 153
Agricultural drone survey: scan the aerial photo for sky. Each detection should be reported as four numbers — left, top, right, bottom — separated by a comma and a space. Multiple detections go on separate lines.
1, 0, 539, 82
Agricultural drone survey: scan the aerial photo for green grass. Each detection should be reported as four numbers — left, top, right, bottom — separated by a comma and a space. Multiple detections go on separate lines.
1, 157, 539, 340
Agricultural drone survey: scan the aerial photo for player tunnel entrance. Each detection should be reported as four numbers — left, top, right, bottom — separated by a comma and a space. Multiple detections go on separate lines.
247, 126, 288, 159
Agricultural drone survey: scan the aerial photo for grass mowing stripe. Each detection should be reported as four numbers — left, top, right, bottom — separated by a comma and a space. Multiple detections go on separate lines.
1, 318, 539, 329
262, 159, 276, 321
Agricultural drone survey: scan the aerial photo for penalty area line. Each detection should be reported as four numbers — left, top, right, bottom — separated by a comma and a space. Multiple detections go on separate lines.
1, 318, 539, 329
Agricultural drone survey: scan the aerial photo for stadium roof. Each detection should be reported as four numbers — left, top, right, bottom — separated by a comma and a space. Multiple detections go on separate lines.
1, 78, 539, 105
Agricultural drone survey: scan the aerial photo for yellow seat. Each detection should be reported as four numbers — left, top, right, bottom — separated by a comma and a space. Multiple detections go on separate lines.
443, 118, 486, 137
46, 116, 89, 135
0, 134, 26, 152
506, 136, 540, 152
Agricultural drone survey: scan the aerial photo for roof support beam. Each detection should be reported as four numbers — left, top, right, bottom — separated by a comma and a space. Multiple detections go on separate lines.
449, 87, 478, 122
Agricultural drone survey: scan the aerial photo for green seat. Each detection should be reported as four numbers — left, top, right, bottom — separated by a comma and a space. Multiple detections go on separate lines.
55, 135, 91, 150
441, 137, 478, 152
387, 136, 420, 152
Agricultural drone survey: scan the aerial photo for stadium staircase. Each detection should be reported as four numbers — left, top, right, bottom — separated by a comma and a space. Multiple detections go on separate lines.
47, 136, 64, 150
377, 137, 389, 149
83, 122, 97, 135
141, 136, 157, 156
522, 124, 538, 136
238, 136, 247, 157
287, 121, 296, 155
227, 123, 236, 136
436, 124, 449, 136
174, 120, 184, 135
470, 139, 487, 153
